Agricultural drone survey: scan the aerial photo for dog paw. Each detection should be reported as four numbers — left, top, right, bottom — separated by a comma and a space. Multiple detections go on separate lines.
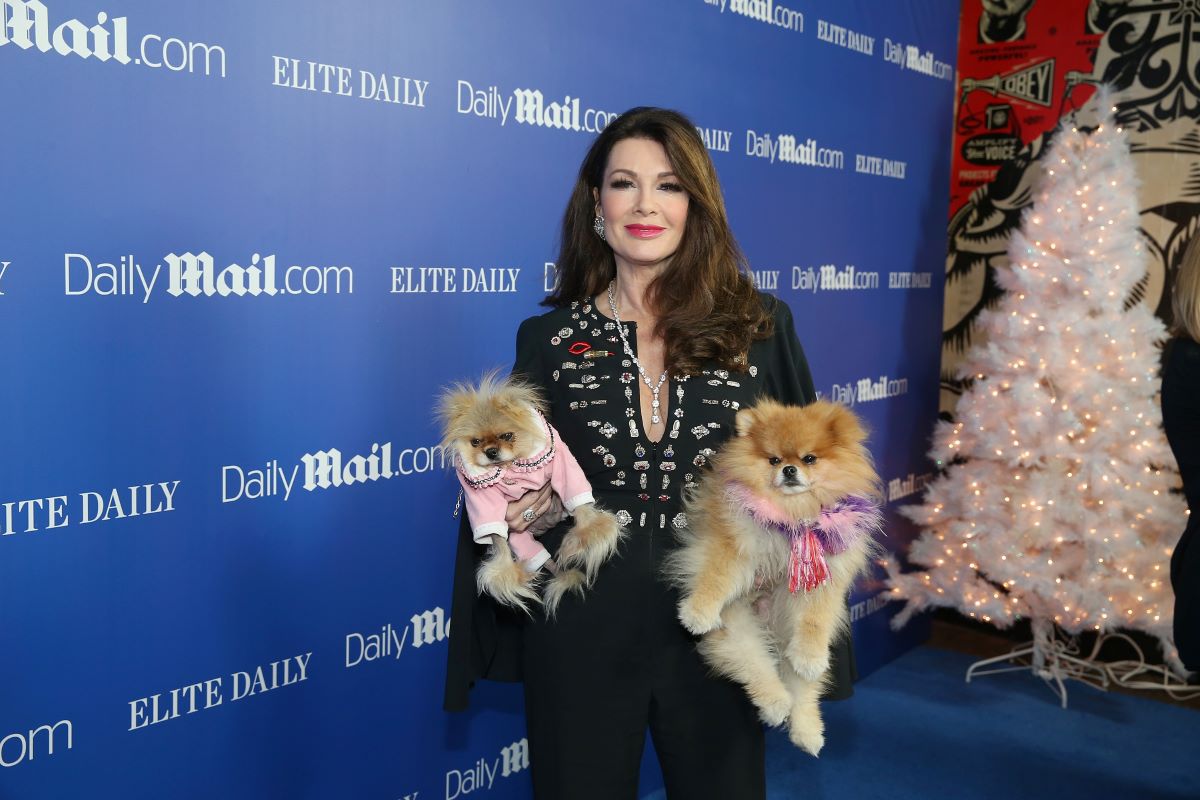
786, 647, 830, 682
755, 691, 792, 728
788, 725, 825, 757
477, 552, 541, 615
787, 698, 825, 756
678, 600, 722, 636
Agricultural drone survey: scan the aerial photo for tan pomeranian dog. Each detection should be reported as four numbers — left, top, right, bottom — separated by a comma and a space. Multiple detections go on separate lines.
438, 371, 626, 616
666, 399, 882, 755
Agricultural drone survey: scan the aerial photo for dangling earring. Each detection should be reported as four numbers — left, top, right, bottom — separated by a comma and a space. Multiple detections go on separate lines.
593, 212, 606, 241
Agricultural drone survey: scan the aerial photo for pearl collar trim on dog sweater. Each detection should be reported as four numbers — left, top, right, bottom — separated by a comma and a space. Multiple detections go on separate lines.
457, 409, 555, 490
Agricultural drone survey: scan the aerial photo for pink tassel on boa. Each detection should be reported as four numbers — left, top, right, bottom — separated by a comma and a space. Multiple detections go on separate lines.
790, 529, 830, 593
725, 484, 882, 593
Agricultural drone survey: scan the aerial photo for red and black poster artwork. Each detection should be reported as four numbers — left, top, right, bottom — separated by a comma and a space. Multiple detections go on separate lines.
951, 1, 1103, 214
943, 1, 1200, 414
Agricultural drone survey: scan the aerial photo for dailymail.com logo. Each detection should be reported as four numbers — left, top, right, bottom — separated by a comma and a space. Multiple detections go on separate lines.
1, 0, 226, 77
64, 252, 354, 302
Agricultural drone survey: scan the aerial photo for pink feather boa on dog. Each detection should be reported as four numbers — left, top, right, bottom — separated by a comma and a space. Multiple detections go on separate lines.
724, 483, 883, 593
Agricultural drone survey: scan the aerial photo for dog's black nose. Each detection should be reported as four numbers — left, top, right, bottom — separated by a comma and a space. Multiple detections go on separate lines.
485, 446, 500, 460
782, 465, 798, 480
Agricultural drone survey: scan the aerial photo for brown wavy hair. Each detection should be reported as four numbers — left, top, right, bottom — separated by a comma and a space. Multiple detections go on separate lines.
545, 106, 773, 375
1172, 233, 1200, 342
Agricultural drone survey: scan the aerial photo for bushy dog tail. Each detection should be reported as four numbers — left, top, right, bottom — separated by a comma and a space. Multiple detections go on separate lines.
476, 540, 541, 615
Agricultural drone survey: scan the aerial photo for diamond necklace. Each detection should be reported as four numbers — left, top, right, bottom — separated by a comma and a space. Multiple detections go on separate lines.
607, 281, 668, 426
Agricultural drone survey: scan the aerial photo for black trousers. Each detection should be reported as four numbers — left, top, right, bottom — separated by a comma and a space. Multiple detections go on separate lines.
521, 548, 766, 800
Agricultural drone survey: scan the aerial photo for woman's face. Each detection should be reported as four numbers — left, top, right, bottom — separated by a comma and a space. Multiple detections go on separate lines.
594, 137, 689, 274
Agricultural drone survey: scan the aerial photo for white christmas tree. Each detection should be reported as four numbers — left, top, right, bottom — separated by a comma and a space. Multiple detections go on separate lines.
886, 98, 1189, 687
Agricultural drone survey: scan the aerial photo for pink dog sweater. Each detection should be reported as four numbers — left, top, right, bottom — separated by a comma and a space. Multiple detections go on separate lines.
456, 410, 595, 573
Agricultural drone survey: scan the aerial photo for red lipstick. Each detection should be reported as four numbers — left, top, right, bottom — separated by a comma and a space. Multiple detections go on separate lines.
625, 224, 665, 239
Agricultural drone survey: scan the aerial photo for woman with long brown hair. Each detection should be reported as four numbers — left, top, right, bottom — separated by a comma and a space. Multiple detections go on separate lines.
445, 107, 855, 799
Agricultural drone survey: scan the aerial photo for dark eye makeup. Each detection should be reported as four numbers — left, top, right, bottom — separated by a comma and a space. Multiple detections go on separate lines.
607, 178, 685, 193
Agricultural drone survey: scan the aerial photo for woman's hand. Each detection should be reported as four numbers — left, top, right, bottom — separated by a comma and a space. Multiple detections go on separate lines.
506, 482, 566, 536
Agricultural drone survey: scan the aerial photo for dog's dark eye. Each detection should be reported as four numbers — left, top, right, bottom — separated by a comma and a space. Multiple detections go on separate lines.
768, 456, 781, 466
802, 454, 817, 465
470, 438, 481, 447
499, 432, 514, 441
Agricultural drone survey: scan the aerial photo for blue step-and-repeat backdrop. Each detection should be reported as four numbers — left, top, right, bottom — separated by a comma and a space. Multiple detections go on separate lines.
0, 1, 957, 797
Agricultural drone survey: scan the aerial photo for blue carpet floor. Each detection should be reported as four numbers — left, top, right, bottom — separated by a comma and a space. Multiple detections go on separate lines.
646, 646, 1199, 800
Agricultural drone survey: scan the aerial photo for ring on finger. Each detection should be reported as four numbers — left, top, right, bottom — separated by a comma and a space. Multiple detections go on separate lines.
522, 508, 538, 523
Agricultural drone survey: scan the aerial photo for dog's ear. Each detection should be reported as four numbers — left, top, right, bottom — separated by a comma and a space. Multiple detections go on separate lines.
435, 386, 475, 432
734, 407, 757, 437
826, 403, 868, 447
494, 391, 525, 421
